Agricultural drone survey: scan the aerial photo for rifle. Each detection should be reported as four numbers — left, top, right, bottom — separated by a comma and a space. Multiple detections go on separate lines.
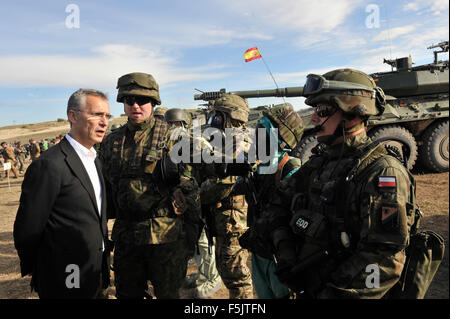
201, 204, 216, 254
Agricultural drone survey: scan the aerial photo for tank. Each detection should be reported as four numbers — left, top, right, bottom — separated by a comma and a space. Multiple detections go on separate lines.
193, 41, 449, 172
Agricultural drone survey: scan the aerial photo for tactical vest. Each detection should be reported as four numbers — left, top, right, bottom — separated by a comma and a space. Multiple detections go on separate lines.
288, 141, 419, 275
106, 116, 170, 221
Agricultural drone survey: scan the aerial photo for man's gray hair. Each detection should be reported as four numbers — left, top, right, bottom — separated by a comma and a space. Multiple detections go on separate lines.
67, 88, 108, 114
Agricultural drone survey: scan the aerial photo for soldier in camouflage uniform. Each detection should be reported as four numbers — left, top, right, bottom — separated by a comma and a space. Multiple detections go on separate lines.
154, 106, 168, 121
99, 73, 200, 299
29, 139, 40, 161
1, 142, 19, 178
165, 108, 223, 298
239, 103, 304, 299
260, 69, 418, 298
200, 94, 253, 299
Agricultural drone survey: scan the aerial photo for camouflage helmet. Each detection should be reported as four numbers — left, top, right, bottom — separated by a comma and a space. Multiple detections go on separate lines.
116, 72, 161, 105
164, 108, 188, 125
154, 106, 168, 117
304, 68, 386, 116
211, 94, 249, 123
261, 103, 304, 150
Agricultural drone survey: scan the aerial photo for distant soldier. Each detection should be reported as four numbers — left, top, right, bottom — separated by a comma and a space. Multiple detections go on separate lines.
29, 139, 41, 161
41, 139, 49, 152
165, 108, 223, 298
1, 142, 19, 178
154, 106, 168, 121
99, 72, 200, 299
14, 142, 26, 174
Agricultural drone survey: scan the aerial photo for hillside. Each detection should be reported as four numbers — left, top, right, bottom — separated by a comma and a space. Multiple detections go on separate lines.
0, 116, 128, 144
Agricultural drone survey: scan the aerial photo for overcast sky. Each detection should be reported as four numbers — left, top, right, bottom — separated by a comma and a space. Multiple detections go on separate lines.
0, 0, 448, 127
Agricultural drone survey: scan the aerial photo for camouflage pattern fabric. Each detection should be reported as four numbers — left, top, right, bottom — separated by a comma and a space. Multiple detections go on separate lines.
113, 235, 188, 299
201, 175, 253, 299
2, 147, 19, 177
99, 115, 200, 299
262, 132, 417, 299
116, 72, 161, 104
2, 146, 15, 162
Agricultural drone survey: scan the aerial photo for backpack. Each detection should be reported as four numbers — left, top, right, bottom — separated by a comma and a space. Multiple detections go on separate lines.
385, 228, 445, 299
262, 103, 304, 151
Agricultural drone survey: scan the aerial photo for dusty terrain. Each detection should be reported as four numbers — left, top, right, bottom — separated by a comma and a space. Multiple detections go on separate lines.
0, 117, 128, 145
0, 157, 448, 299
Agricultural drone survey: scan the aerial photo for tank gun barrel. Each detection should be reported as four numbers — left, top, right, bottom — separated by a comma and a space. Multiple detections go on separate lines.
194, 86, 304, 101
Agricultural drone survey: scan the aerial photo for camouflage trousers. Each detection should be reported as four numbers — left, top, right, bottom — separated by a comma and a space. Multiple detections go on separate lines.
214, 207, 253, 299
113, 237, 189, 299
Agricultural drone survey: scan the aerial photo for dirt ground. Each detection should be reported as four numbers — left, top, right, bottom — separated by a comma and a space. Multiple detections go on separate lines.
0, 160, 448, 299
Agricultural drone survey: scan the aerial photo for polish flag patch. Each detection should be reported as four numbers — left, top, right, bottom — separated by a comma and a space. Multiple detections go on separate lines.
378, 176, 396, 187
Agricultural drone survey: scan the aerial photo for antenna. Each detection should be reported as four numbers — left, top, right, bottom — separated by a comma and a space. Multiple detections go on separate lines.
244, 47, 286, 104
382, 4, 393, 68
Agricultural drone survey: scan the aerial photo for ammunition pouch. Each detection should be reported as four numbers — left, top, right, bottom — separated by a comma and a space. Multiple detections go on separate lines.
290, 209, 328, 244
289, 209, 331, 274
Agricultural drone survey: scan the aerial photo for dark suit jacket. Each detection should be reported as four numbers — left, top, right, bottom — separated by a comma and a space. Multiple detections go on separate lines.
14, 137, 110, 298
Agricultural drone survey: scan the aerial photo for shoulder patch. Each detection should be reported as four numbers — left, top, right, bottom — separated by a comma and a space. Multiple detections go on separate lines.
378, 176, 396, 188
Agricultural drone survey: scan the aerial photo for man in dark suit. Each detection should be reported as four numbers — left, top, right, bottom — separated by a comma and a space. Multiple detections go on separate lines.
14, 88, 112, 299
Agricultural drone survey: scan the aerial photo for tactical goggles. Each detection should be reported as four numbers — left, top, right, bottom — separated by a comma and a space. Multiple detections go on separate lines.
124, 95, 154, 106
303, 74, 375, 96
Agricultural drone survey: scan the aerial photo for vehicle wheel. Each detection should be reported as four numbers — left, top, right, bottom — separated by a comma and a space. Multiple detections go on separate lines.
295, 135, 318, 164
368, 125, 418, 170
419, 120, 449, 173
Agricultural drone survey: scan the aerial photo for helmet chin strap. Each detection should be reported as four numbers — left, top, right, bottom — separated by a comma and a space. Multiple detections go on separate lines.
317, 114, 365, 145
331, 119, 366, 145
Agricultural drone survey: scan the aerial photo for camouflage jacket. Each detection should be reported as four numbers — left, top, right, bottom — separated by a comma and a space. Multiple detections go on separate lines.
99, 116, 200, 245
200, 174, 248, 235
2, 147, 16, 162
30, 143, 40, 158
262, 133, 416, 298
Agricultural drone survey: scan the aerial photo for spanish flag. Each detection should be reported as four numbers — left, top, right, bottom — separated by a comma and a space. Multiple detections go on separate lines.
244, 47, 262, 62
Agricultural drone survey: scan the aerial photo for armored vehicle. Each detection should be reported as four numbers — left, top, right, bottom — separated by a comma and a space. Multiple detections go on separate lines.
193, 41, 449, 172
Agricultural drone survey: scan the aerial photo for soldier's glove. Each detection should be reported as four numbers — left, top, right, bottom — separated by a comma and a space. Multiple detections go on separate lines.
172, 188, 187, 215
273, 238, 297, 280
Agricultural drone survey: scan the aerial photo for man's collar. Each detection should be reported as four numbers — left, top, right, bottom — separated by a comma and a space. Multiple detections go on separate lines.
65, 134, 96, 158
